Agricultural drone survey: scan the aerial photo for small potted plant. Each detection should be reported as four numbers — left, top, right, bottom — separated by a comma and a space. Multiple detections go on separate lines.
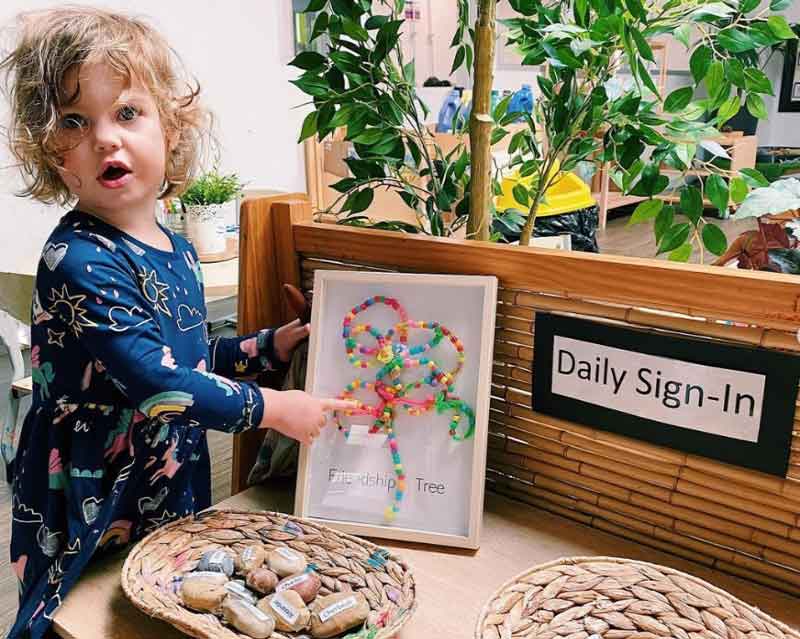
180, 170, 243, 255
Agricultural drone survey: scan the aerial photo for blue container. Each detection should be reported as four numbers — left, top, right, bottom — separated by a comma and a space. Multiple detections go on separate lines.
508, 84, 534, 121
436, 89, 461, 133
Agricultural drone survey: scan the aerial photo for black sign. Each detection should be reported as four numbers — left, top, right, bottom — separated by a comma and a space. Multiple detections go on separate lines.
532, 313, 800, 477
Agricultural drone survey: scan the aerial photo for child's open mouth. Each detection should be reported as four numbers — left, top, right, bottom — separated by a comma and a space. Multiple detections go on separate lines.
97, 162, 132, 188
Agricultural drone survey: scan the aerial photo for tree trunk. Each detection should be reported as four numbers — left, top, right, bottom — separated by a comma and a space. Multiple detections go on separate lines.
467, 0, 496, 242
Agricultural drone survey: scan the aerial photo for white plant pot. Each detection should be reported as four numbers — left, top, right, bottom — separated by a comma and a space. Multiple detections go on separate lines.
184, 204, 227, 254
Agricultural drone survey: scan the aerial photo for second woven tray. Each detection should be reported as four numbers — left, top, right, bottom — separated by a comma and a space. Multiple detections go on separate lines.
475, 556, 799, 639
121, 508, 416, 639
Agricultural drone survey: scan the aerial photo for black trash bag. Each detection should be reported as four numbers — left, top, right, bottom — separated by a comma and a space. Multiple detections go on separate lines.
534, 205, 599, 252
495, 205, 599, 252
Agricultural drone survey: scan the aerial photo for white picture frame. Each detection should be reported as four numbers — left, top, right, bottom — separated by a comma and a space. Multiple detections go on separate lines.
295, 270, 498, 549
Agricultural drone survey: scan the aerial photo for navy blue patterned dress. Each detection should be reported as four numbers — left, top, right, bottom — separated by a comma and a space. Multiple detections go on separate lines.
9, 209, 278, 638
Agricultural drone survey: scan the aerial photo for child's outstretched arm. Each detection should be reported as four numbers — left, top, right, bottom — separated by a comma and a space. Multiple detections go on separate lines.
41, 237, 338, 437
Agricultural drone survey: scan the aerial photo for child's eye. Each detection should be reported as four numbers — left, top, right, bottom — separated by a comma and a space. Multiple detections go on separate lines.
118, 105, 139, 122
59, 114, 86, 130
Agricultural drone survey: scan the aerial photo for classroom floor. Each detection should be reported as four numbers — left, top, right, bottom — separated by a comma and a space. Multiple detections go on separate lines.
597, 210, 757, 261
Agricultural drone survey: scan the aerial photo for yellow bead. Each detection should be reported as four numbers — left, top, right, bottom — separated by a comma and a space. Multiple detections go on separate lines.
384, 506, 396, 521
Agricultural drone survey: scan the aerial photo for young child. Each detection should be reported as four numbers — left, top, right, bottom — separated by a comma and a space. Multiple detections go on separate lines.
1, 8, 351, 637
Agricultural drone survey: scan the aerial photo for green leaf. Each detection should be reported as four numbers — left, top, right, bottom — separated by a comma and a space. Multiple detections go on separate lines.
330, 51, 361, 72
716, 95, 741, 125
658, 223, 691, 254
342, 18, 368, 41
705, 62, 725, 101
316, 103, 336, 135
365, 15, 390, 29
770, 0, 792, 9
674, 24, 691, 49
290, 51, 327, 71
725, 58, 746, 89
331, 177, 357, 193
690, 46, 712, 84
693, 2, 736, 19
451, 46, 466, 74
730, 177, 749, 204
740, 167, 770, 188
705, 174, 730, 214
701, 223, 728, 256
331, 0, 360, 19
746, 92, 768, 119
631, 28, 655, 63
349, 188, 374, 214
304, 0, 327, 10
664, 87, 694, 113
298, 110, 319, 142
744, 68, 774, 95
512, 184, 530, 207
680, 186, 703, 225
493, 94, 512, 122
749, 22, 784, 47
310, 11, 329, 40
345, 157, 384, 179
453, 151, 470, 180
403, 61, 416, 84
291, 74, 330, 97
628, 199, 664, 225
351, 128, 385, 145
739, 0, 760, 12
767, 15, 796, 40
631, 164, 669, 197
669, 243, 693, 262
406, 138, 422, 168
655, 205, 675, 244
717, 28, 757, 53
399, 190, 419, 210
674, 143, 697, 169
543, 42, 581, 69
491, 127, 509, 145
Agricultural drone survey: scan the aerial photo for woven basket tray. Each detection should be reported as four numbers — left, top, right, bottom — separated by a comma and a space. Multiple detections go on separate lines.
121, 508, 416, 639
475, 556, 799, 639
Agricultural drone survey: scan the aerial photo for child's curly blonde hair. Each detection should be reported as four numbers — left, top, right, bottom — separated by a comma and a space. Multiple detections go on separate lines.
1, 6, 212, 205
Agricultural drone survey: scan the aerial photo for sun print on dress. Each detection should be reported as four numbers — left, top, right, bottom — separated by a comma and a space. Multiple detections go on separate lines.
47, 284, 98, 336
137, 267, 172, 317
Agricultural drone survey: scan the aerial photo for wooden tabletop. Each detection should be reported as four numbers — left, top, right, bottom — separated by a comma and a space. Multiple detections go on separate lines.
53, 485, 800, 639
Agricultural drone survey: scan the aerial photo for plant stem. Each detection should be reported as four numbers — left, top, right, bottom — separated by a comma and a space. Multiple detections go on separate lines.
467, 0, 497, 242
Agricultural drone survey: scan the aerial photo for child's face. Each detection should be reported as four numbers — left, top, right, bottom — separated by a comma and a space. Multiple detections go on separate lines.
55, 62, 168, 217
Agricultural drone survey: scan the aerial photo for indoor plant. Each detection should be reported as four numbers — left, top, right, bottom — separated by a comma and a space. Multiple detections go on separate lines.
291, 0, 472, 237
180, 171, 243, 255
453, 0, 797, 259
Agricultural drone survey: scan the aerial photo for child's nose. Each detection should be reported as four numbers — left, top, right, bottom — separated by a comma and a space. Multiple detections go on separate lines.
92, 121, 122, 152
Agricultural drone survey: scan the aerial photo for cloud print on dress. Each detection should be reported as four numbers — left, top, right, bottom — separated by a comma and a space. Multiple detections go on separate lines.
176, 304, 204, 332
108, 305, 153, 333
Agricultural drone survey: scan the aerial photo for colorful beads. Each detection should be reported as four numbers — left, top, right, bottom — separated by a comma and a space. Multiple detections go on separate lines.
332, 295, 476, 522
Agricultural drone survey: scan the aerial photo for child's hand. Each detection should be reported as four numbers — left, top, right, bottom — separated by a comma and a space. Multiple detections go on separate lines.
273, 319, 310, 363
260, 389, 355, 446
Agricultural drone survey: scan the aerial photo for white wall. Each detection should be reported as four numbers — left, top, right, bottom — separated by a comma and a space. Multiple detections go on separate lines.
399, 0, 465, 85
0, 0, 307, 276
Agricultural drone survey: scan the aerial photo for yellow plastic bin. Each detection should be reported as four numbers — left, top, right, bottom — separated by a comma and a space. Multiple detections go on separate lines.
495, 169, 599, 251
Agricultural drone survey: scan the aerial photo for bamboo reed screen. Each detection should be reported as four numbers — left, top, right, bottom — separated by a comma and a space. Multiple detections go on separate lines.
236, 196, 800, 597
